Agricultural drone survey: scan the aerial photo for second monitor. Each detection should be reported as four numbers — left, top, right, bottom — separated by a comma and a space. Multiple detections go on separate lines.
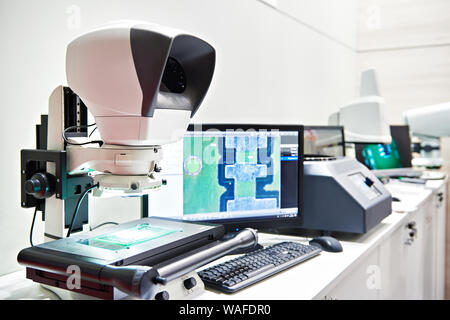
149, 124, 303, 232
355, 125, 412, 170
304, 126, 345, 157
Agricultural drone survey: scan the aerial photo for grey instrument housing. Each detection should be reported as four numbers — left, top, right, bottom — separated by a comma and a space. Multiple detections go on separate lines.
130, 29, 216, 117
302, 157, 392, 233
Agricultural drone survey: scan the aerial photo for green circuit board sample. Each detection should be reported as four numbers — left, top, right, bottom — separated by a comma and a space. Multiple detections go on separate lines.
81, 223, 180, 251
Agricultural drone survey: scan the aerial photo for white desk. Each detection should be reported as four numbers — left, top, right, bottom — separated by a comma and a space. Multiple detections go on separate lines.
198, 212, 417, 300
0, 179, 446, 300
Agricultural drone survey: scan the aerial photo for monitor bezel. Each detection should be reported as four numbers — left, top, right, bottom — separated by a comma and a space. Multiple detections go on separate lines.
304, 125, 346, 157
185, 123, 304, 233
389, 125, 412, 168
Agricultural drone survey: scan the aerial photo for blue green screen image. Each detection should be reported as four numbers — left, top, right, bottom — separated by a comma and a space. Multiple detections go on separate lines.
79, 223, 180, 251
183, 134, 281, 215
362, 139, 403, 170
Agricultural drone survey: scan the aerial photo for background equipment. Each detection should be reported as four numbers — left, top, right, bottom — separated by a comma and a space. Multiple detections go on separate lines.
404, 101, 450, 169
304, 125, 345, 158
301, 157, 392, 234
329, 68, 391, 144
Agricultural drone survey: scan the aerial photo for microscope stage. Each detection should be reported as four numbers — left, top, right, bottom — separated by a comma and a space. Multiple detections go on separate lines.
19, 217, 224, 270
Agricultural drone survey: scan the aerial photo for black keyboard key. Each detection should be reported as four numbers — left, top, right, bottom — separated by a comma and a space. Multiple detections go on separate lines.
245, 264, 275, 278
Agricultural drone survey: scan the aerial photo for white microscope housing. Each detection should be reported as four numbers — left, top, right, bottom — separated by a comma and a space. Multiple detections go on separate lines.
65, 21, 216, 195
403, 101, 450, 168
329, 68, 391, 144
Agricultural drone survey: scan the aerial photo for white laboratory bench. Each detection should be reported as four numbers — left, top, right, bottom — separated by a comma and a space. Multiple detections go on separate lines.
0, 179, 447, 300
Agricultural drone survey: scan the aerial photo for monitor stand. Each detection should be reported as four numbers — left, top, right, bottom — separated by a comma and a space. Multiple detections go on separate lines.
222, 231, 263, 255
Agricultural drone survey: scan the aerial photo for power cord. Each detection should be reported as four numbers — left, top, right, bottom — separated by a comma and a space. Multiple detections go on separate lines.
29, 206, 38, 247
62, 123, 103, 146
90, 221, 119, 231
66, 183, 100, 238
88, 126, 98, 138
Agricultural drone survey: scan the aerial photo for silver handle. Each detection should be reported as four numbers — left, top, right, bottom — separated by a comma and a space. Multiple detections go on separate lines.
155, 228, 258, 284
97, 228, 258, 298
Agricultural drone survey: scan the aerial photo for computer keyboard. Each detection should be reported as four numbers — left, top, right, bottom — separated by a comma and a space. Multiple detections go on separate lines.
198, 241, 321, 293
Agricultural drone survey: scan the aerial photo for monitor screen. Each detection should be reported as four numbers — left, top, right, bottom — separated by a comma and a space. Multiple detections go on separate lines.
148, 124, 303, 232
355, 125, 412, 170
304, 126, 345, 157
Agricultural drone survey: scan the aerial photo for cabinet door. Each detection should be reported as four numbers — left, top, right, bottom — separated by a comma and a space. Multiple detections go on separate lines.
378, 208, 429, 299
403, 206, 426, 300
434, 186, 447, 299
421, 197, 435, 300
323, 248, 380, 300
419, 186, 447, 300
379, 223, 408, 299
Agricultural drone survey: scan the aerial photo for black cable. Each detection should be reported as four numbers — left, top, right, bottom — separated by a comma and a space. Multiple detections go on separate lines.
63, 123, 103, 146
88, 126, 98, 138
66, 183, 99, 238
90, 221, 119, 231
29, 206, 38, 247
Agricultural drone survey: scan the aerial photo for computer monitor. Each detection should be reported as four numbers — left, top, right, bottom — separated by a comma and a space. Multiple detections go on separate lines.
148, 124, 303, 232
355, 125, 412, 170
304, 126, 345, 157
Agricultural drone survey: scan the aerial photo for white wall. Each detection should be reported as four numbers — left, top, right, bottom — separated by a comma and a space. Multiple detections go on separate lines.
357, 0, 450, 124
0, 0, 357, 275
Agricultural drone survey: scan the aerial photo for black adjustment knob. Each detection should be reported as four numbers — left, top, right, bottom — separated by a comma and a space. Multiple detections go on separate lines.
364, 177, 374, 187
183, 277, 197, 290
407, 222, 416, 229
24, 178, 41, 194
154, 291, 170, 300
24, 172, 56, 199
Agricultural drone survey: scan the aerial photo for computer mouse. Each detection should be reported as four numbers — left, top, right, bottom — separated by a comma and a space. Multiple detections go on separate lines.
309, 236, 343, 253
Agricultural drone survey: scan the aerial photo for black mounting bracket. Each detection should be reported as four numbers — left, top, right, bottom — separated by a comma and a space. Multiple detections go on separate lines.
21, 149, 94, 231
21, 149, 67, 211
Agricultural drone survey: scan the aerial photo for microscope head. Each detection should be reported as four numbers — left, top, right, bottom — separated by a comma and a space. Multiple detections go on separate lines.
66, 21, 216, 146
329, 68, 391, 144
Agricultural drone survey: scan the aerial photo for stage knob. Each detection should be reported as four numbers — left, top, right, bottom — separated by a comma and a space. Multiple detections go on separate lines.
154, 291, 170, 300
24, 172, 56, 199
183, 277, 197, 290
